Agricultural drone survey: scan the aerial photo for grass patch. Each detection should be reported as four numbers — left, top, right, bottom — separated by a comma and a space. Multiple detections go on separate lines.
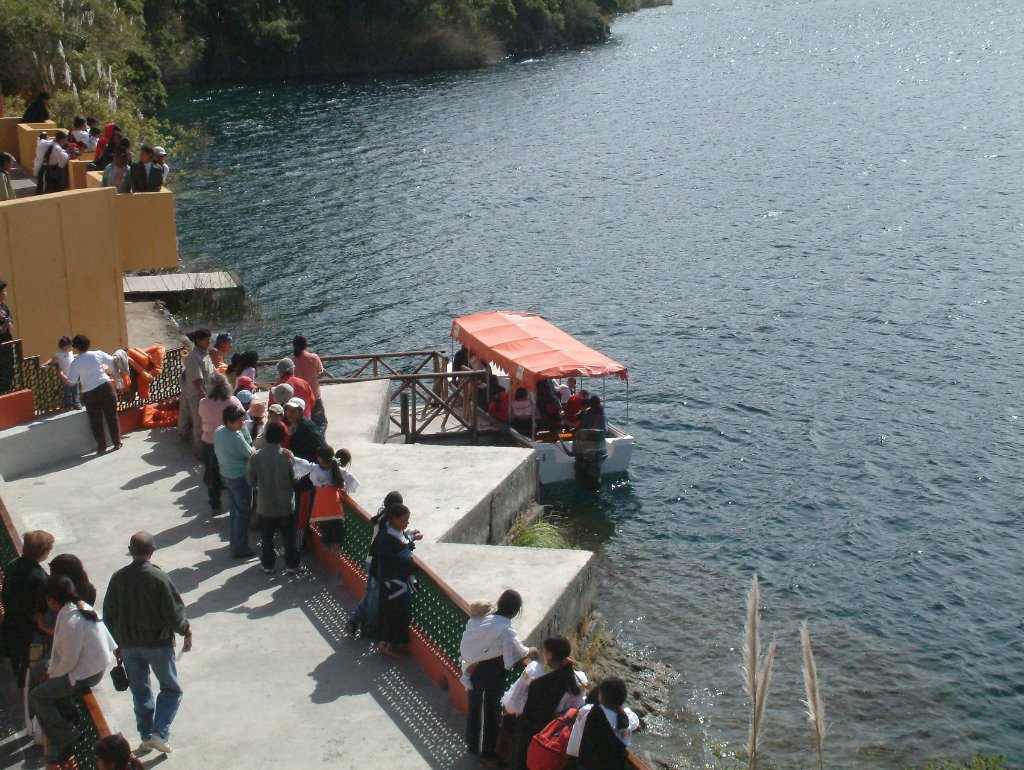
504, 514, 572, 549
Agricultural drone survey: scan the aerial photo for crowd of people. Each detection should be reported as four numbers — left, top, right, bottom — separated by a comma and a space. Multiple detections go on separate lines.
9, 92, 169, 196
459, 589, 639, 769
0, 529, 190, 765
0, 325, 638, 769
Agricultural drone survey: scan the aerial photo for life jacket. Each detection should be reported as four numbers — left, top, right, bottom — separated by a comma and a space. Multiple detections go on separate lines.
525, 708, 578, 770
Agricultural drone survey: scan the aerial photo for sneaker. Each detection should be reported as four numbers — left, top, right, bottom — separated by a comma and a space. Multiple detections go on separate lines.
137, 739, 153, 754
260, 565, 275, 575
147, 735, 173, 754
283, 565, 307, 575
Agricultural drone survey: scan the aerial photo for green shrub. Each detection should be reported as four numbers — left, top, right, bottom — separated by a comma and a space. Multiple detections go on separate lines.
506, 515, 572, 549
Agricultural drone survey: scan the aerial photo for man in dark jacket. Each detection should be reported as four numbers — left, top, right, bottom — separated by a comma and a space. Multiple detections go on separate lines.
21, 92, 50, 123
103, 532, 192, 755
128, 146, 164, 192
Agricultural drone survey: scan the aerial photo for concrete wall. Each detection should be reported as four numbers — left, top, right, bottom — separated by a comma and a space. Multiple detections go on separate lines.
0, 187, 128, 358
16, 122, 58, 169
68, 153, 96, 190
441, 452, 539, 544
0, 117, 21, 156
0, 409, 97, 480
0, 182, 179, 358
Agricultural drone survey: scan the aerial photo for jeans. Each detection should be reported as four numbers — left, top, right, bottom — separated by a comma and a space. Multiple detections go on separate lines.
466, 656, 506, 758
121, 646, 183, 741
260, 515, 300, 570
199, 441, 221, 509
30, 667, 104, 761
349, 575, 379, 634
81, 381, 120, 452
62, 383, 81, 408
221, 474, 254, 555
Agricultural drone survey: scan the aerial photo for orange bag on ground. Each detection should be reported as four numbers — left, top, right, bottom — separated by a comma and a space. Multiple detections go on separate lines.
141, 403, 178, 428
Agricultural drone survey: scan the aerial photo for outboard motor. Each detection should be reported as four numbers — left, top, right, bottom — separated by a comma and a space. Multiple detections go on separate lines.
571, 428, 607, 488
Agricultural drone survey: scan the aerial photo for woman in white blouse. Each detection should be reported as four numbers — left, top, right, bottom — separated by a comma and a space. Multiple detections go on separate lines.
29, 575, 116, 765
68, 334, 121, 453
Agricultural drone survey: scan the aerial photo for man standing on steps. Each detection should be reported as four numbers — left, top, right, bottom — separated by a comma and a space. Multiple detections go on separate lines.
178, 329, 214, 452
103, 532, 192, 756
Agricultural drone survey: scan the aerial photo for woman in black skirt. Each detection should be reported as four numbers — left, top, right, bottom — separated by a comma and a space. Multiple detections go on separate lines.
375, 504, 420, 657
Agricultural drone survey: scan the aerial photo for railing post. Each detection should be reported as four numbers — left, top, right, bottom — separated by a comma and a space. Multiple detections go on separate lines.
400, 391, 410, 441
471, 374, 479, 445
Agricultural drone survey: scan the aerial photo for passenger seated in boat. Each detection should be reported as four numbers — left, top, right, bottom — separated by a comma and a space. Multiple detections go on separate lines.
563, 389, 590, 427
536, 380, 562, 433
488, 379, 509, 422
509, 387, 537, 435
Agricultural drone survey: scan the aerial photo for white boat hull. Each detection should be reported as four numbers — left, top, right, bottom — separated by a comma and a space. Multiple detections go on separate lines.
508, 422, 634, 485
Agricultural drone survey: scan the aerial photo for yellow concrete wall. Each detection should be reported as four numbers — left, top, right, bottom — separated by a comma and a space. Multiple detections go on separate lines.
116, 190, 179, 270
0, 118, 21, 156
68, 153, 96, 190
85, 170, 103, 189
0, 188, 127, 359
16, 122, 58, 169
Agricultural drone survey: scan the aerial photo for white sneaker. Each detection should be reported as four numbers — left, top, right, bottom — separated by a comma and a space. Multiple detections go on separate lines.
147, 735, 173, 754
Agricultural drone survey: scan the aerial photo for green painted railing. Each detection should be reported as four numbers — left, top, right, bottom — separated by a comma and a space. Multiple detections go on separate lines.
0, 339, 184, 416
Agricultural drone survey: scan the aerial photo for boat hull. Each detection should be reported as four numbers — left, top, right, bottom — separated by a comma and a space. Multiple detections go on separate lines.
508, 422, 634, 485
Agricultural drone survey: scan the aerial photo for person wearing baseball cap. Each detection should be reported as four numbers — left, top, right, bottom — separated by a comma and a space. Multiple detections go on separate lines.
284, 397, 324, 462
152, 146, 169, 184
268, 357, 314, 420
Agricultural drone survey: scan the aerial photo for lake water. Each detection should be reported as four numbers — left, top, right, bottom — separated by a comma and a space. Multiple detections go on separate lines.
166, 1, 1024, 766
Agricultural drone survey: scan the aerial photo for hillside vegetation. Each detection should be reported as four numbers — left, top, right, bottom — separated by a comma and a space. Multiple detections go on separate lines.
1, 0, 666, 101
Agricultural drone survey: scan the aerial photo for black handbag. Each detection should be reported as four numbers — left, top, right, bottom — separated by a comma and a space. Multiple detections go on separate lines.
109, 663, 130, 692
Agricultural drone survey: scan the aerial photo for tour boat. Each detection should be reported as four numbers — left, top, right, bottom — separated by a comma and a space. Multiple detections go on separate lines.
451, 311, 634, 485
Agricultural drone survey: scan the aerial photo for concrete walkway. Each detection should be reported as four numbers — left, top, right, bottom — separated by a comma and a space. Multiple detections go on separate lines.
1, 429, 478, 769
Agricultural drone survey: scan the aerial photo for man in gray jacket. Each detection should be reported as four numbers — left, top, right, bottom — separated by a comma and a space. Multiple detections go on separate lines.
103, 532, 192, 755
246, 422, 304, 575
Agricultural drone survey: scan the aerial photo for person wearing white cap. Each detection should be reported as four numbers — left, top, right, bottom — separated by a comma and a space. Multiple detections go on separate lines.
152, 146, 169, 184
284, 397, 325, 463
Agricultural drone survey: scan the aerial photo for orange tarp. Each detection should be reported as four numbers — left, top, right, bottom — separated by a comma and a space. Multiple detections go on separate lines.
451, 311, 627, 389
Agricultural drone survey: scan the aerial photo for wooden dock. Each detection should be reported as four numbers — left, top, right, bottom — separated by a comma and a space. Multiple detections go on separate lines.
123, 271, 242, 298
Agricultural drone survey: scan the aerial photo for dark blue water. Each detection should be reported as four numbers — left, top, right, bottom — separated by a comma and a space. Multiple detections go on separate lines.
167, 1, 1024, 766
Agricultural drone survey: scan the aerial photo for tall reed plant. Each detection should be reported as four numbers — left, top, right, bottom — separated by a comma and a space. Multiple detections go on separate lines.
801, 621, 827, 770
742, 574, 777, 770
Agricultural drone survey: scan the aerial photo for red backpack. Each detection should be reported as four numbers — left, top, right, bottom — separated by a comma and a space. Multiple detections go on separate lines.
526, 708, 579, 770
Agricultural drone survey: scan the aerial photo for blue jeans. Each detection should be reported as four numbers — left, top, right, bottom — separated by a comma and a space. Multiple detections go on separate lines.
221, 474, 254, 556
29, 667, 104, 761
121, 646, 183, 741
349, 575, 379, 634
62, 383, 81, 408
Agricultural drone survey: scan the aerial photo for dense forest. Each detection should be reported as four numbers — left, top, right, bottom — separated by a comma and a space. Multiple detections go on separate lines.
1, 0, 667, 108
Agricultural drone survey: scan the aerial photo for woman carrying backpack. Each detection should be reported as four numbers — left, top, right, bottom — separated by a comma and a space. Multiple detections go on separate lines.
504, 636, 587, 770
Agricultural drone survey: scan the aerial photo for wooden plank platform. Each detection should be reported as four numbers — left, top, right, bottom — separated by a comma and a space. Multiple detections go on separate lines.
123, 271, 242, 296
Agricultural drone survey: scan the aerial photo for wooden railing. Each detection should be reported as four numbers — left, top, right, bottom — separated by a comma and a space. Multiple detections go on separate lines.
256, 351, 491, 443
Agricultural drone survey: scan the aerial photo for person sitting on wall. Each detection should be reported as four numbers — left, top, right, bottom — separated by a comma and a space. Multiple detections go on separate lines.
129, 146, 164, 193
21, 92, 50, 123
565, 677, 641, 770
86, 125, 101, 152
70, 116, 90, 148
